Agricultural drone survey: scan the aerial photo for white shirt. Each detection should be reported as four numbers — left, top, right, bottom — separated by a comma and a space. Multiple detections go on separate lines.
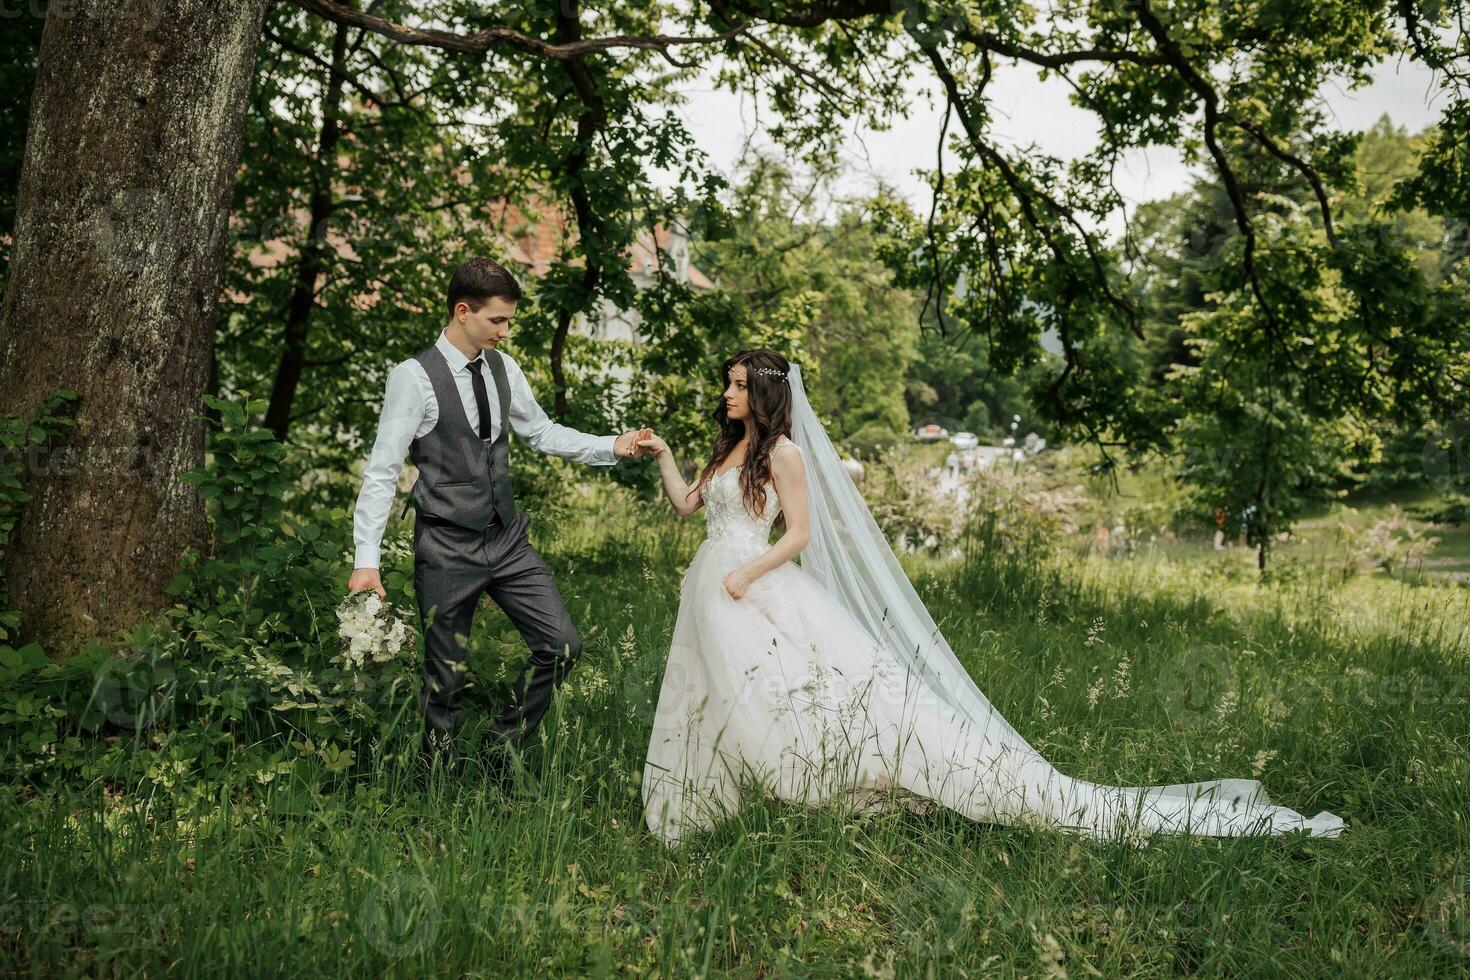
352, 328, 619, 568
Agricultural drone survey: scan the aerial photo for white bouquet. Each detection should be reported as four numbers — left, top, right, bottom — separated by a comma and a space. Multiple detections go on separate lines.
334, 590, 415, 671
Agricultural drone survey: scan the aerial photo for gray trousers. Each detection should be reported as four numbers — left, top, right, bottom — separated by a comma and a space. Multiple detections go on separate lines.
412, 511, 582, 757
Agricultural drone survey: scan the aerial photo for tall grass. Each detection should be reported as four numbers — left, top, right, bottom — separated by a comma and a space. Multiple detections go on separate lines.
3, 505, 1468, 977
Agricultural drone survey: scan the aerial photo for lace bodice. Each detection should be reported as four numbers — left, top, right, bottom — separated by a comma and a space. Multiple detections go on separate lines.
702, 438, 801, 549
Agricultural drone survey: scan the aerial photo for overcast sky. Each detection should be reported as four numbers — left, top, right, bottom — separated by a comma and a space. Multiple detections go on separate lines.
654, 53, 1453, 242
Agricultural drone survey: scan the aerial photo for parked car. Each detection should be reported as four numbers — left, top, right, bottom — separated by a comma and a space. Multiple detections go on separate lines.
950, 431, 978, 450
915, 423, 949, 441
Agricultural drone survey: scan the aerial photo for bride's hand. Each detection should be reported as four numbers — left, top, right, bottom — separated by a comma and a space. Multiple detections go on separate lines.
636, 431, 670, 458
723, 567, 754, 601
615, 428, 651, 458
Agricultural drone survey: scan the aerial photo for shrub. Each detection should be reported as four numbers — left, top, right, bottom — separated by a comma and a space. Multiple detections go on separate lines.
864, 442, 963, 553
0, 393, 423, 788
845, 423, 906, 461
1337, 505, 1441, 575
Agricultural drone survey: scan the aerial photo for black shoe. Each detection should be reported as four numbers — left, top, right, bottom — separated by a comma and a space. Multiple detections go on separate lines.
476, 741, 519, 791
477, 748, 509, 787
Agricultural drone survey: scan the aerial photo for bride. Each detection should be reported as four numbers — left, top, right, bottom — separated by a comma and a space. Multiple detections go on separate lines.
634, 348, 1345, 846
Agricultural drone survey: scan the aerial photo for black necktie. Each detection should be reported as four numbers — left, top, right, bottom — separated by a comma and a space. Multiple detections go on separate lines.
464, 357, 494, 441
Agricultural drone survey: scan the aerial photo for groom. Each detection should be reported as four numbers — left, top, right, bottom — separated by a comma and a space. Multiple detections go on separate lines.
347, 257, 651, 779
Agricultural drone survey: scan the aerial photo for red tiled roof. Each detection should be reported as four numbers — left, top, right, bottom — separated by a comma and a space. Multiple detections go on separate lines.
227, 190, 713, 306
491, 195, 714, 288
630, 230, 714, 288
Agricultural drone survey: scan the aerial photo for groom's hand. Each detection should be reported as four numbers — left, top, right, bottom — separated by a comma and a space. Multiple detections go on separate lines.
348, 567, 386, 599
614, 427, 654, 459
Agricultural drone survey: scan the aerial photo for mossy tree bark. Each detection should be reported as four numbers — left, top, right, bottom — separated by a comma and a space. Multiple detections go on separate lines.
0, 0, 270, 657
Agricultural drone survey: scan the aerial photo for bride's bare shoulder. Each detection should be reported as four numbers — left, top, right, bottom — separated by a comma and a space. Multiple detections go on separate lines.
770, 437, 805, 481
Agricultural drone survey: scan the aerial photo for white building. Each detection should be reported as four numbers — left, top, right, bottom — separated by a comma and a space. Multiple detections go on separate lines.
578, 218, 714, 345
495, 201, 715, 349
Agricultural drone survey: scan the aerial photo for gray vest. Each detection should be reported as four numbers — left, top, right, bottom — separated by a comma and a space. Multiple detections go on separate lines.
399, 344, 516, 529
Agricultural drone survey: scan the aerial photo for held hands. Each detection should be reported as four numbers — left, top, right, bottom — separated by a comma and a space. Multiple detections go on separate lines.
635, 431, 671, 458
632, 421, 743, 600
615, 427, 656, 459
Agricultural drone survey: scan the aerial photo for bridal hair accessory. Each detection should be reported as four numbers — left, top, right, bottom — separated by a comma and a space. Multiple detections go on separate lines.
752, 366, 787, 379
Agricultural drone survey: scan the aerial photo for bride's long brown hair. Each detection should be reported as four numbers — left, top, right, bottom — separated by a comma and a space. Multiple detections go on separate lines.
694, 348, 793, 522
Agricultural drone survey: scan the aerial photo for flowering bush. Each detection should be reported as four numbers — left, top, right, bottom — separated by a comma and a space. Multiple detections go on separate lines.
155, 395, 422, 744
964, 454, 1091, 554
1339, 506, 1440, 574
864, 443, 964, 553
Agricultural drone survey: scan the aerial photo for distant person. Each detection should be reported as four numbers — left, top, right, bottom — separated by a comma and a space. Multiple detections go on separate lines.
1239, 504, 1256, 547
1110, 517, 1129, 557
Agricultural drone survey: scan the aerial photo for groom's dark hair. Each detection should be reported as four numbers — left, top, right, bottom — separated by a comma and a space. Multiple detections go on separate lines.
447, 257, 522, 313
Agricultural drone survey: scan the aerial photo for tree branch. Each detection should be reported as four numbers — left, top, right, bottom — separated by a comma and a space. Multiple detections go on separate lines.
1132, 0, 1303, 375
264, 26, 397, 110
916, 38, 1139, 341
1399, 0, 1470, 81
953, 24, 1168, 71
1230, 117, 1338, 247
290, 0, 751, 60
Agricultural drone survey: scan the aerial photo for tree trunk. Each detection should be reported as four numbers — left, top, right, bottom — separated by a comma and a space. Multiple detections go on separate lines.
1254, 487, 1270, 574
264, 20, 351, 443
549, 4, 606, 422
0, 0, 270, 658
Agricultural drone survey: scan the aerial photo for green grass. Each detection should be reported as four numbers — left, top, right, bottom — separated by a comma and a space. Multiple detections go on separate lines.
1071, 445, 1470, 583
3, 500, 1469, 977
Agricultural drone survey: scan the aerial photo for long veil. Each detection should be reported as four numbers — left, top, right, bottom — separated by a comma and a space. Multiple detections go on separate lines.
784, 364, 1345, 840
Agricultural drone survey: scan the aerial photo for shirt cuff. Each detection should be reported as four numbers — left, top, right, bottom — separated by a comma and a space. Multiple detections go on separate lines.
354, 544, 382, 570
597, 434, 620, 464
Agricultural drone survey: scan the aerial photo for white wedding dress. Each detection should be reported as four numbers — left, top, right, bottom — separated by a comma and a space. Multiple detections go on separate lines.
640, 431, 1345, 846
